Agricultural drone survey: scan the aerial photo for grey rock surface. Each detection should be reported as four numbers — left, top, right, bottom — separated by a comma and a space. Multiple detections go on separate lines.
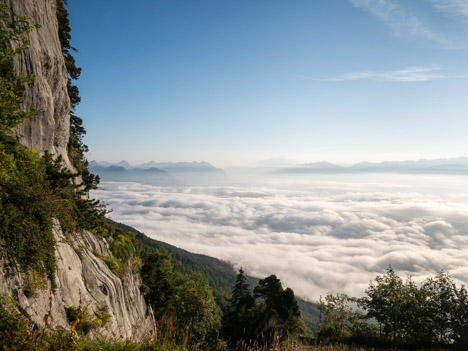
0, 226, 156, 340
8, 0, 73, 169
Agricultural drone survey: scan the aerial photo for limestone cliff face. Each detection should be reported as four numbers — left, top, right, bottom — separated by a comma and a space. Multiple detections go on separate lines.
9, 0, 72, 169
0, 228, 156, 340
0, 0, 157, 340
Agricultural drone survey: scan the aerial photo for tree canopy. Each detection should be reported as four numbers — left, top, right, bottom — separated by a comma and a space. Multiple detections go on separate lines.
222, 270, 306, 347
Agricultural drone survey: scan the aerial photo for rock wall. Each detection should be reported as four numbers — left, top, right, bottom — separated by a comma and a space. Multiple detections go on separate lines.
0, 227, 156, 340
0, 0, 157, 341
8, 0, 73, 169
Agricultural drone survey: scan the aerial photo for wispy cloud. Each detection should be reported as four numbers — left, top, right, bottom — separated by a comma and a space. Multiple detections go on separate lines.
350, 0, 448, 44
433, 0, 468, 19
308, 65, 446, 82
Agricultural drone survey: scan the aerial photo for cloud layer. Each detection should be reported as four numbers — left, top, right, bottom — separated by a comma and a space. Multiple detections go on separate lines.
92, 174, 468, 301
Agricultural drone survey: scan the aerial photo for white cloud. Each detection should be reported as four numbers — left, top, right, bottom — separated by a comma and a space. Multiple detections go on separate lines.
314, 65, 446, 82
350, 0, 448, 43
433, 0, 468, 19
92, 175, 468, 301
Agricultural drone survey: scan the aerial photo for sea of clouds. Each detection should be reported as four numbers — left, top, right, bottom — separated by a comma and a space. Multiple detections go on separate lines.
91, 173, 468, 301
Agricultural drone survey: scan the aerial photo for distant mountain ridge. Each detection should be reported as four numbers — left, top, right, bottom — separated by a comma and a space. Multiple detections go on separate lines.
274, 157, 468, 175
90, 160, 224, 172
89, 162, 179, 186
89, 160, 226, 185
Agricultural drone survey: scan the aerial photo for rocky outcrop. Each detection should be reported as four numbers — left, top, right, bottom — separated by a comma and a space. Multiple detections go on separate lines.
0, 226, 156, 340
8, 0, 73, 169
0, 0, 157, 341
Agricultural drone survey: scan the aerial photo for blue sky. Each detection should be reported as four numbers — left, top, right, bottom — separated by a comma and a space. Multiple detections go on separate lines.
69, 0, 468, 167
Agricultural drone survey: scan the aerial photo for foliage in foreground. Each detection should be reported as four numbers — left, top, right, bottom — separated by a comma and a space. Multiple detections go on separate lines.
0, 291, 396, 351
139, 252, 306, 349
222, 269, 306, 348
0, 292, 360, 351
318, 268, 468, 350
140, 250, 222, 349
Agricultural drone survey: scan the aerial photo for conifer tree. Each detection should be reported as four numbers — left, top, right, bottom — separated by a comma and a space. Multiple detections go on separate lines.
231, 268, 255, 309
221, 268, 256, 346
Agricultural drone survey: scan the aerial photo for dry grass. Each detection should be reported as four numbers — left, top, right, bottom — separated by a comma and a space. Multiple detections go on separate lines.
231, 341, 379, 351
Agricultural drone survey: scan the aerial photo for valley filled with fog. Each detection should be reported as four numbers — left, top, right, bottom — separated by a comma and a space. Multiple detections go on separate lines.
91, 172, 468, 301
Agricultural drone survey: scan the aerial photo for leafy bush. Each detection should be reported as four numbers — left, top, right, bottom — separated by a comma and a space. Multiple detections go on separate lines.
66, 304, 112, 336
93, 220, 136, 260
0, 294, 28, 337
100, 255, 128, 278
91, 220, 141, 278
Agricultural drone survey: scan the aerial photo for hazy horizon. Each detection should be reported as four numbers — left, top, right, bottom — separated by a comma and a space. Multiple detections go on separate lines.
91, 154, 468, 169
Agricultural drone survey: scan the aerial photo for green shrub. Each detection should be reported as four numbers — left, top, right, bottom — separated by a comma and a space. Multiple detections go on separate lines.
92, 220, 139, 278
66, 304, 111, 336
67, 305, 96, 335
93, 220, 137, 263
0, 294, 27, 334
0, 295, 196, 351
100, 255, 128, 278
94, 305, 112, 327
23, 270, 47, 298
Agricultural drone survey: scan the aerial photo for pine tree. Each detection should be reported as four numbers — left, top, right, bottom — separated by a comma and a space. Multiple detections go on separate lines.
221, 268, 256, 346
231, 268, 255, 309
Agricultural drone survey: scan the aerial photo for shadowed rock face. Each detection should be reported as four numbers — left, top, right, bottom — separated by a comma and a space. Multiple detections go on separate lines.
9, 0, 73, 169
0, 0, 157, 340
